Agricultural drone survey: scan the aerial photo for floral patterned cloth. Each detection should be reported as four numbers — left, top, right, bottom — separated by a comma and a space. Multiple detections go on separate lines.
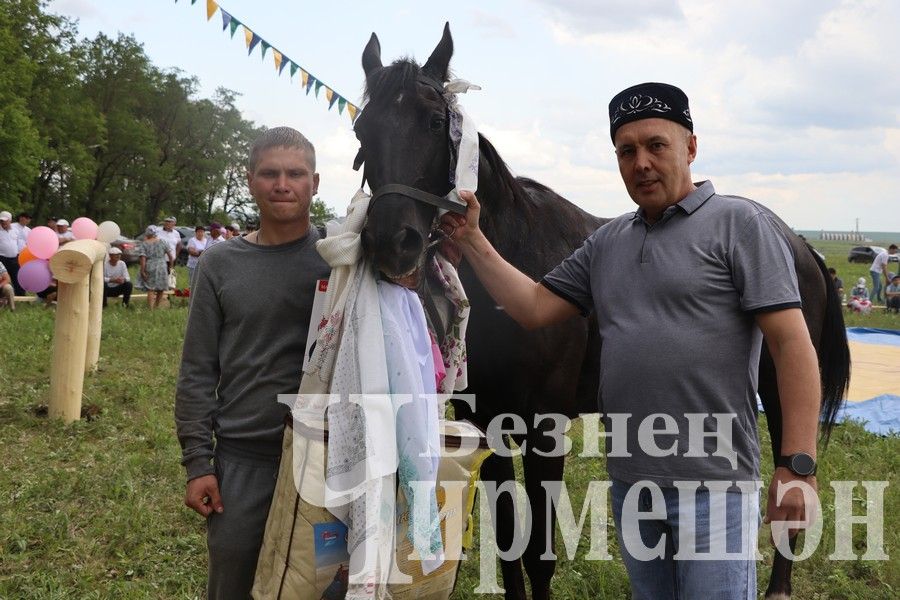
430, 251, 470, 395
138, 238, 171, 291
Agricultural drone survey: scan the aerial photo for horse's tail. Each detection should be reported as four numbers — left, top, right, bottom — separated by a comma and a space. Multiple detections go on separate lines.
811, 247, 850, 444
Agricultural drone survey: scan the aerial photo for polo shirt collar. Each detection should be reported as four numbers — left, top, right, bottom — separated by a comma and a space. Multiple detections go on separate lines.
677, 180, 715, 215
629, 180, 715, 224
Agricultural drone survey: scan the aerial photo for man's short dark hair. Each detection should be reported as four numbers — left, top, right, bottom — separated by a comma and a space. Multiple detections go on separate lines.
248, 126, 316, 173
890, 244, 898, 251
195, 225, 206, 232
828, 268, 836, 275
16, 212, 31, 220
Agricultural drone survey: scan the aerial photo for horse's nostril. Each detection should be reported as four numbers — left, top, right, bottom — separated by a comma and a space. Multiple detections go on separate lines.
393, 226, 424, 256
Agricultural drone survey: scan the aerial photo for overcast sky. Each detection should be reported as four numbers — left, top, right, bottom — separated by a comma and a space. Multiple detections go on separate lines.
51, 0, 900, 231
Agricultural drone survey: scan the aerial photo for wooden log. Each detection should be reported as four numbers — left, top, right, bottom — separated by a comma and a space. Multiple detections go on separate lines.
85, 260, 103, 373
49, 240, 107, 284
48, 278, 90, 423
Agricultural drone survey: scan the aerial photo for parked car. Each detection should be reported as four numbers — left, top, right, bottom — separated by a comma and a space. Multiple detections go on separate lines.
109, 236, 141, 265
173, 226, 195, 265
847, 246, 899, 264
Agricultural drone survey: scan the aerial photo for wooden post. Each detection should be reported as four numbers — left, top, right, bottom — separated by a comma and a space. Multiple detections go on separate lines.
48, 278, 90, 423
85, 260, 104, 373
48, 240, 108, 423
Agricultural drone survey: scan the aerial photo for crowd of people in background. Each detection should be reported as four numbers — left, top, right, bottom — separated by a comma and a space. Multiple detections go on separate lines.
0, 210, 256, 311
828, 243, 899, 314
3, 204, 897, 317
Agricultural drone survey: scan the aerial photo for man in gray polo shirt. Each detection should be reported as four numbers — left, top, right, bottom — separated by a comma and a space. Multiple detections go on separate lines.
442, 83, 821, 599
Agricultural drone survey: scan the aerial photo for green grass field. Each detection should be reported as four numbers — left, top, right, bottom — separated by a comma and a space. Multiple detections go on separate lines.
0, 239, 897, 598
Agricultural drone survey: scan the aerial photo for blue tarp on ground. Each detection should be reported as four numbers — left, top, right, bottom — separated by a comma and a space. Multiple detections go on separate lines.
838, 328, 900, 435
758, 328, 900, 435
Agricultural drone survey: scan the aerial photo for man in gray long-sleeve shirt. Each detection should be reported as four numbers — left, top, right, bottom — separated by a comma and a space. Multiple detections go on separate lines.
175, 127, 330, 599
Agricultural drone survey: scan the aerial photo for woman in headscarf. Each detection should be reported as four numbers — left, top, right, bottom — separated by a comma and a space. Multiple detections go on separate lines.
139, 225, 172, 309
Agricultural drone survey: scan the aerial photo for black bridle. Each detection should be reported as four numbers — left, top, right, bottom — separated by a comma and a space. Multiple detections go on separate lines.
353, 75, 467, 216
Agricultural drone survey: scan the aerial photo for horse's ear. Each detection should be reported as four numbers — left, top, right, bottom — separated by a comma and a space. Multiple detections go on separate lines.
362, 32, 382, 77
422, 22, 453, 82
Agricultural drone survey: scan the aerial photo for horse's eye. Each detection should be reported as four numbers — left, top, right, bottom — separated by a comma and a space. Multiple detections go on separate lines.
429, 116, 446, 133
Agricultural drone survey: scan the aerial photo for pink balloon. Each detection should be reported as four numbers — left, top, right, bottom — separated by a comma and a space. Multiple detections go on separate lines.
26, 226, 59, 259
18, 259, 53, 293
72, 217, 99, 240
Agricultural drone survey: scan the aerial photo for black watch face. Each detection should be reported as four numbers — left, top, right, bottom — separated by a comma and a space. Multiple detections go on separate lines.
790, 453, 816, 476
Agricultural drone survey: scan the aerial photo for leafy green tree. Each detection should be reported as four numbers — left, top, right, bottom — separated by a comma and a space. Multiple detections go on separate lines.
0, 0, 54, 207
3, 1, 267, 236
310, 198, 337, 226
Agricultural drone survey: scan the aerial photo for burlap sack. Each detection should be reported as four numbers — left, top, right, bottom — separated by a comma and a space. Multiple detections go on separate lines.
252, 419, 491, 600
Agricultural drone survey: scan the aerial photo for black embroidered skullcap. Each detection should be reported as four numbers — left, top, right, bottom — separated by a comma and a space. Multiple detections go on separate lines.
609, 82, 693, 142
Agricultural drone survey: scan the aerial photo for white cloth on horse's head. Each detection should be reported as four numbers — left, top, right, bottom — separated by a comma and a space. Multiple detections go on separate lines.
444, 78, 481, 197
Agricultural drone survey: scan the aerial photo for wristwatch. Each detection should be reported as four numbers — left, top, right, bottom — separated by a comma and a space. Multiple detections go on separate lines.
777, 452, 817, 476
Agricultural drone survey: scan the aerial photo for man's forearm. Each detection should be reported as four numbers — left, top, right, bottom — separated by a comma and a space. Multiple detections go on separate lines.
757, 309, 821, 457
772, 336, 821, 457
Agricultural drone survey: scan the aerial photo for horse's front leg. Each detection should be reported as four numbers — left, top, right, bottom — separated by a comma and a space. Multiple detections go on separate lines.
480, 449, 528, 600
521, 421, 567, 600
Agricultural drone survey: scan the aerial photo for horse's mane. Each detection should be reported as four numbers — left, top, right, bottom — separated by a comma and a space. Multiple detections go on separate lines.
363, 59, 423, 105
477, 133, 536, 210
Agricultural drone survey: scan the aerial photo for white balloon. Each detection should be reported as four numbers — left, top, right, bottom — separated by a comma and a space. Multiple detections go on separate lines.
96, 221, 121, 243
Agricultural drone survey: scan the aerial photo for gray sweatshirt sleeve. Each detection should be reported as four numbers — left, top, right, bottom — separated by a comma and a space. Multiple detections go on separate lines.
174, 266, 222, 480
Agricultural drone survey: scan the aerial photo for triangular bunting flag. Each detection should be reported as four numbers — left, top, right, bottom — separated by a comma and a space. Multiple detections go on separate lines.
273, 50, 283, 73
179, 3, 357, 123
248, 33, 261, 56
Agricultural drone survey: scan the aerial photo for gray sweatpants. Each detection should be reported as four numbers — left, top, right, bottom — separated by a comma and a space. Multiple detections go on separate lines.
207, 444, 279, 600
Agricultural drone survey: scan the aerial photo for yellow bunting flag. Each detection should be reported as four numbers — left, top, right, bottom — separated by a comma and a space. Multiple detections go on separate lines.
325, 88, 334, 104
273, 50, 283, 73
244, 26, 253, 49
206, 0, 218, 21
301, 70, 309, 87
347, 104, 358, 122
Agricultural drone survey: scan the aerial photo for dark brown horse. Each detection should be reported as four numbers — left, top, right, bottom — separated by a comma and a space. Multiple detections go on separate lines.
355, 24, 850, 600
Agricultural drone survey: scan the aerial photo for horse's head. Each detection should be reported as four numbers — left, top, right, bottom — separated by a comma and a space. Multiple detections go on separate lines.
356, 24, 455, 283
